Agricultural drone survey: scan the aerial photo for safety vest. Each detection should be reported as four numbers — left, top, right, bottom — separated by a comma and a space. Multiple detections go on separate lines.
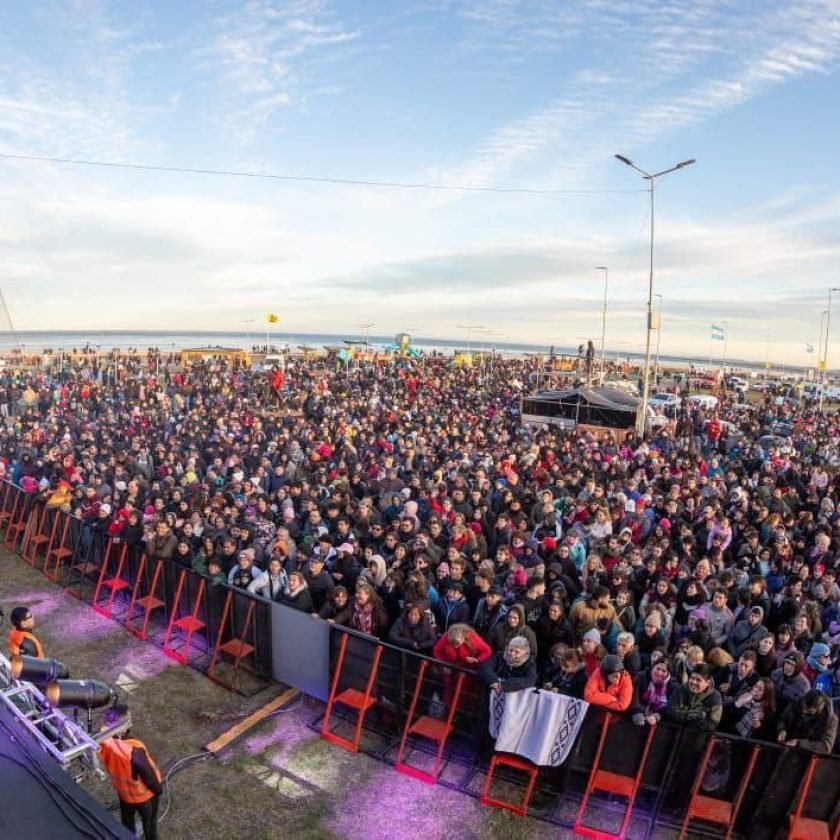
99, 738, 162, 805
9, 629, 43, 658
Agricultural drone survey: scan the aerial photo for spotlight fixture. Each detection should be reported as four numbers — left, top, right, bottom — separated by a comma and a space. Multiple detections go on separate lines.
45, 680, 116, 710
11, 655, 70, 683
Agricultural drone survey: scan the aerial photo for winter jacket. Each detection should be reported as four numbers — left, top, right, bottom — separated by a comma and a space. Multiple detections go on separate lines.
707, 603, 735, 647
432, 632, 493, 668
479, 652, 538, 693
487, 604, 539, 657
771, 654, 812, 710
584, 670, 633, 712
569, 597, 619, 640
778, 698, 839, 754
664, 684, 723, 732
542, 664, 587, 699
388, 613, 438, 653
727, 618, 770, 658
435, 597, 471, 632
472, 599, 509, 641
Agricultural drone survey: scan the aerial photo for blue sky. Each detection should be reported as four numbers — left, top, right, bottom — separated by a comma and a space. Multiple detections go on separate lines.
0, 1, 839, 363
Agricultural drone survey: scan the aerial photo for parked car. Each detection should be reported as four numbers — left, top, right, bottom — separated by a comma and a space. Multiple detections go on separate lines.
686, 394, 719, 410
648, 393, 682, 413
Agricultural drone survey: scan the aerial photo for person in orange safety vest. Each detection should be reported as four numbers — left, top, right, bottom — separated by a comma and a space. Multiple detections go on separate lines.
99, 705, 163, 839
9, 606, 44, 658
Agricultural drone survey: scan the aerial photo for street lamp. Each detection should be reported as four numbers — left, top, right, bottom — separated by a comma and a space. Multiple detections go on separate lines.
243, 318, 255, 349
615, 153, 695, 437
820, 288, 840, 411
818, 309, 828, 378
595, 266, 608, 371
653, 293, 663, 380
456, 324, 486, 358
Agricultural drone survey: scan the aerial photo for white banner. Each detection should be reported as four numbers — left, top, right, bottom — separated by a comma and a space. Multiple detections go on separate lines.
488, 689, 588, 767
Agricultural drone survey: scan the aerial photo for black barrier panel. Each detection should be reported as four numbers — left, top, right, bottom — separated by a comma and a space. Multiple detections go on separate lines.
326, 625, 489, 770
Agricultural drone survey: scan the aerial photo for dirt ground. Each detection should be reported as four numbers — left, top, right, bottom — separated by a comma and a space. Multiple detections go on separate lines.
0, 550, 560, 840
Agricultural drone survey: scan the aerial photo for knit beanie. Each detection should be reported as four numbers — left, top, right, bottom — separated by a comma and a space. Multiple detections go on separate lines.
582, 627, 601, 645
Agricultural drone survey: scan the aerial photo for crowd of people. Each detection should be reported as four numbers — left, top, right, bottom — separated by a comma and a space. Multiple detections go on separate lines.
3, 350, 840, 756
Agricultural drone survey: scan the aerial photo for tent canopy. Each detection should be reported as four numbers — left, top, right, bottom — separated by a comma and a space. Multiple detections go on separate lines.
521, 386, 641, 430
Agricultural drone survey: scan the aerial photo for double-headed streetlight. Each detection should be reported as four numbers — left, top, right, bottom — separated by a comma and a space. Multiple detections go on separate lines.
615, 154, 695, 436
820, 288, 840, 411
595, 266, 608, 371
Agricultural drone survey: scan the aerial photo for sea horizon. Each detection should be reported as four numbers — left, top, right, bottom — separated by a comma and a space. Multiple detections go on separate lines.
0, 329, 811, 375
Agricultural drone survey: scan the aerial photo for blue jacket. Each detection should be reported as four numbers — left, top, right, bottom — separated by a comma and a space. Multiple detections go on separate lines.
815, 672, 840, 699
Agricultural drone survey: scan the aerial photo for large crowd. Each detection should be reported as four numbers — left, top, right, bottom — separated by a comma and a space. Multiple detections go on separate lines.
3, 351, 840, 755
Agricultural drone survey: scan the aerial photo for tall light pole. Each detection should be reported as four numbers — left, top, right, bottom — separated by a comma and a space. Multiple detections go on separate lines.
243, 318, 254, 349
820, 288, 840, 411
818, 309, 828, 379
653, 293, 663, 381
456, 324, 485, 359
615, 153, 695, 437
595, 266, 609, 372
765, 334, 771, 379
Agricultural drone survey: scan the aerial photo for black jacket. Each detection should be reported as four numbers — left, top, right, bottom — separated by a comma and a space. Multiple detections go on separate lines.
541, 664, 587, 699
388, 614, 437, 653
778, 698, 838, 754
665, 684, 723, 732
479, 652, 538, 693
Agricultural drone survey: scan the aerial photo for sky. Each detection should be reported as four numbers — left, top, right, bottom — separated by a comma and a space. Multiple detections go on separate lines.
0, 0, 839, 364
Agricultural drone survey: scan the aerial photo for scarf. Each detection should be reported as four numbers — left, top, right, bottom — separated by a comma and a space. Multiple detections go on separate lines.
642, 676, 670, 713
353, 601, 374, 635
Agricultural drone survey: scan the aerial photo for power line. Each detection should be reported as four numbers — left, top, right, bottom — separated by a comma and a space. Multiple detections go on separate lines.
0, 151, 645, 196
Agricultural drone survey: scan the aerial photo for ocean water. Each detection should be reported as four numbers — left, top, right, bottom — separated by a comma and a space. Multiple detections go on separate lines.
0, 330, 802, 375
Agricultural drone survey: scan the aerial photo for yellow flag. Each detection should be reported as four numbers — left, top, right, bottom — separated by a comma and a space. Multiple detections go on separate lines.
267, 313, 279, 324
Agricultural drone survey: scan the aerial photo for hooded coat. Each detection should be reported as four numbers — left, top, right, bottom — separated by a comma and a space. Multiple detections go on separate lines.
488, 604, 539, 657
771, 652, 811, 709
727, 609, 770, 657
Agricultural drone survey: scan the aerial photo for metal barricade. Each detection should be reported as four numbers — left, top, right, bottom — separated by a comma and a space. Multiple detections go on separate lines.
317, 626, 840, 839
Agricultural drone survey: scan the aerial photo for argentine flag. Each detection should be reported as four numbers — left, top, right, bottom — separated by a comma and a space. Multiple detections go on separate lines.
711, 324, 726, 342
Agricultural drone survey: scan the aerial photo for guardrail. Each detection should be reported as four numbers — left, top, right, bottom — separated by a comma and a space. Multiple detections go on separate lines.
319, 624, 840, 839
0, 480, 272, 695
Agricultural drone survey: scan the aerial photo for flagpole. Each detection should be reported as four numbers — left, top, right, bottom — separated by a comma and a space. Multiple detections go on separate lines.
722, 321, 728, 374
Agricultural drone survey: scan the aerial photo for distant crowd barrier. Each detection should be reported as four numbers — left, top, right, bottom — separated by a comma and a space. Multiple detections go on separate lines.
0, 480, 273, 695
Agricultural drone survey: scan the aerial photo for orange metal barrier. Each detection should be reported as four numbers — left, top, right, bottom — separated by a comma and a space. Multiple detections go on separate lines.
321, 632, 383, 753
788, 755, 840, 840
480, 753, 540, 817
162, 568, 207, 665
573, 714, 656, 840
207, 588, 257, 691
679, 738, 760, 840
3, 487, 30, 551
91, 541, 130, 619
21, 501, 50, 566
125, 554, 165, 641
395, 659, 465, 785
44, 513, 75, 581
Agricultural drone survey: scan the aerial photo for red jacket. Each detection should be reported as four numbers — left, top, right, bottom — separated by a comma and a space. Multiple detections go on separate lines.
584, 670, 633, 712
432, 632, 493, 669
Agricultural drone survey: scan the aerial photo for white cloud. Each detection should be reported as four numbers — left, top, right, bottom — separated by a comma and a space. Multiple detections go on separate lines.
202, 0, 361, 142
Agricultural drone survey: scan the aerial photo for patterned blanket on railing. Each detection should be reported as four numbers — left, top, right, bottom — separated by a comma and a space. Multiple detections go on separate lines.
488, 688, 588, 767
